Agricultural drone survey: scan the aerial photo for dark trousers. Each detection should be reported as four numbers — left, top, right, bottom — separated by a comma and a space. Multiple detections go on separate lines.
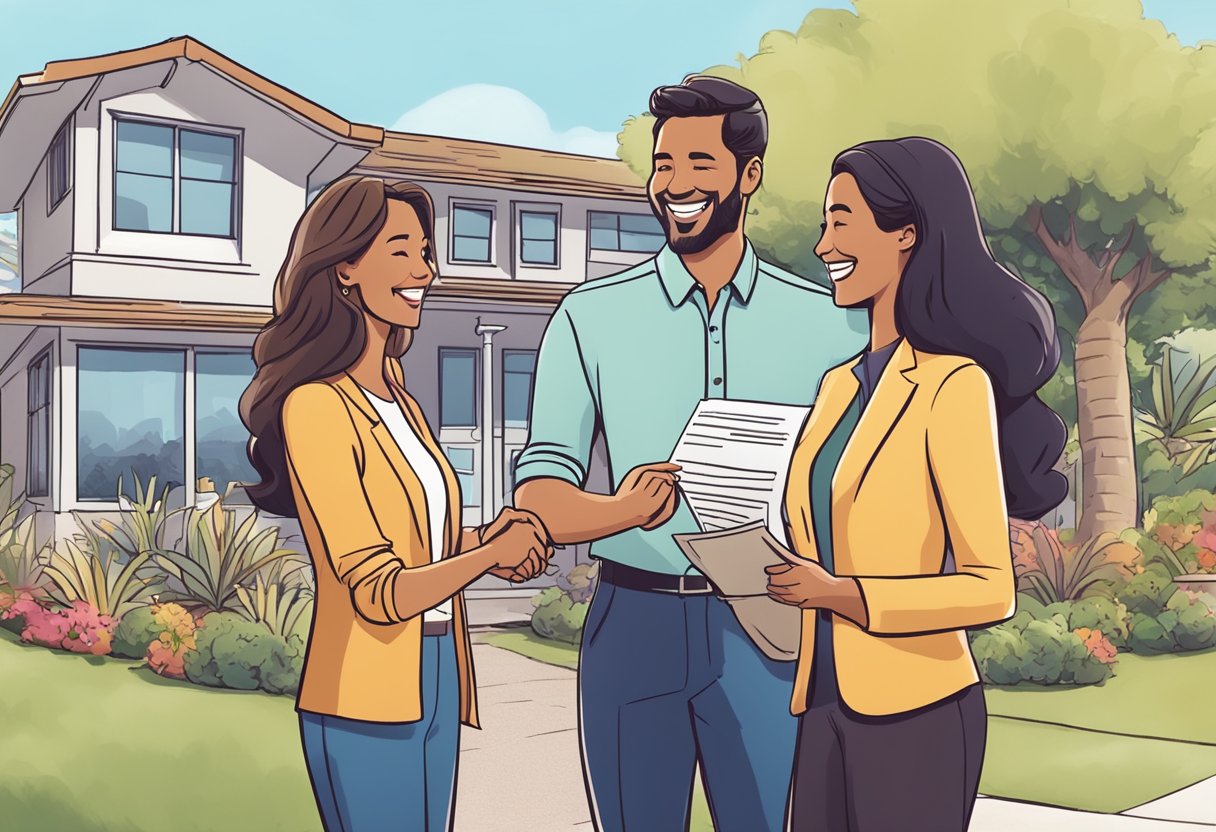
579, 580, 798, 832
787, 683, 986, 832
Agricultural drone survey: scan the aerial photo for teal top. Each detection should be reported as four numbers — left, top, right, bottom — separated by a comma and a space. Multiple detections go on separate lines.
514, 241, 868, 575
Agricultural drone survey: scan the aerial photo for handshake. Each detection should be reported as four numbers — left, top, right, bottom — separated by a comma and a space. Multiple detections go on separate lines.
475, 508, 557, 584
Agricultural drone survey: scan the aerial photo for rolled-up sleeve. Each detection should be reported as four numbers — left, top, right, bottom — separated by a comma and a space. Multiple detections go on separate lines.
513, 304, 597, 488
282, 383, 407, 625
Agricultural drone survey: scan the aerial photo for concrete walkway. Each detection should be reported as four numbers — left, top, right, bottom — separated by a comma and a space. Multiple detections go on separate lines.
456, 642, 1216, 831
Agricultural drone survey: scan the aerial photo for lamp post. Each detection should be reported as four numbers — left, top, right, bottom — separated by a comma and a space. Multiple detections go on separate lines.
475, 318, 507, 521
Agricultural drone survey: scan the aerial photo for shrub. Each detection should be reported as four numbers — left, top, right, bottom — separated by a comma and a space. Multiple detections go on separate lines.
112, 606, 162, 659
1164, 590, 1216, 651
146, 603, 199, 679
1116, 563, 1178, 617
1011, 519, 1127, 604
234, 558, 314, 638
971, 612, 1115, 686
1056, 596, 1132, 649
20, 601, 115, 656
43, 532, 157, 620
1127, 612, 1177, 653
531, 588, 589, 644
0, 589, 45, 635
185, 611, 303, 695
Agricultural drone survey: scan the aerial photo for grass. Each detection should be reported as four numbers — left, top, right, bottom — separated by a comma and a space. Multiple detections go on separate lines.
0, 628, 319, 832
487, 626, 1216, 817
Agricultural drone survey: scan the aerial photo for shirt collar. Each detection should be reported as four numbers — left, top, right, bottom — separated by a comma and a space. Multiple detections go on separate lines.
655, 240, 759, 308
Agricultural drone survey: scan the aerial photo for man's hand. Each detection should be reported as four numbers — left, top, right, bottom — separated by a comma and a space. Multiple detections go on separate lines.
615, 462, 681, 531
480, 508, 555, 584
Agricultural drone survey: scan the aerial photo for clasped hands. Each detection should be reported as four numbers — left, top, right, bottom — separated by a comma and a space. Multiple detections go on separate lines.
476, 508, 556, 584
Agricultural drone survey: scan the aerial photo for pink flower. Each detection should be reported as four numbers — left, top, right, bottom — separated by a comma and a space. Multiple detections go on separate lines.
21, 601, 115, 656
1195, 528, 1216, 555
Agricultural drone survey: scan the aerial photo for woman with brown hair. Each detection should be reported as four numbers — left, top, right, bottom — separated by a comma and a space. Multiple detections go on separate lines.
240, 175, 553, 832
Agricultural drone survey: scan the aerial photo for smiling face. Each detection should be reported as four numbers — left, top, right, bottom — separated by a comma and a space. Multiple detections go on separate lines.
648, 115, 761, 254
339, 198, 436, 330
814, 172, 917, 309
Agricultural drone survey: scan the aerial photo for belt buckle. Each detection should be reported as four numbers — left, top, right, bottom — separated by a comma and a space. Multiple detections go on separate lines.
678, 574, 712, 595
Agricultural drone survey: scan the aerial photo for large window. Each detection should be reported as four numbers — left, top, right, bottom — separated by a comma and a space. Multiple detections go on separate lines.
196, 352, 257, 497
450, 205, 493, 263
78, 348, 185, 501
439, 349, 479, 428
444, 447, 478, 509
589, 211, 665, 253
48, 120, 71, 211
26, 351, 51, 498
114, 119, 238, 237
503, 350, 537, 428
519, 211, 558, 266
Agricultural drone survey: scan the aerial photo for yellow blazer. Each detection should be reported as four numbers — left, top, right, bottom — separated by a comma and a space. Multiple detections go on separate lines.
282, 357, 478, 726
785, 339, 1015, 717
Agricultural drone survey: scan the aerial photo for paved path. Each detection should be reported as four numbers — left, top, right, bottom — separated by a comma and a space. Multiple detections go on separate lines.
456, 642, 1216, 831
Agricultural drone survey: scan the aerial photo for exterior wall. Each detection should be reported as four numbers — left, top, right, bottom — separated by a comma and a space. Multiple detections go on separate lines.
18, 115, 76, 295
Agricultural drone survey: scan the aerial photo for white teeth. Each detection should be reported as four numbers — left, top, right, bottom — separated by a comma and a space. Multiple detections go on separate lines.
826, 261, 856, 282
396, 288, 425, 301
667, 200, 709, 219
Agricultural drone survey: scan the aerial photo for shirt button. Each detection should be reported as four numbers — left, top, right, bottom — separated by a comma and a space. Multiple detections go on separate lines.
713, 377, 723, 386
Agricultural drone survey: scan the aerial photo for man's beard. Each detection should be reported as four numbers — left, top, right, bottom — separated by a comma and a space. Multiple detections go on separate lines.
656, 184, 746, 255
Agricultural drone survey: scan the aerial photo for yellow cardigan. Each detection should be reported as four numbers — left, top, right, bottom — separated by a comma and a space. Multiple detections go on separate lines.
283, 358, 479, 726
784, 339, 1015, 716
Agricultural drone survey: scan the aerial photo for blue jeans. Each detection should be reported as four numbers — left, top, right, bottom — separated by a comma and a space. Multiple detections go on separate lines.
299, 632, 459, 832
579, 581, 798, 832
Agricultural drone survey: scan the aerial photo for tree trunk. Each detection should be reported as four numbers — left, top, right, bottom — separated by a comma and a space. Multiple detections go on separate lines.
1074, 309, 1138, 539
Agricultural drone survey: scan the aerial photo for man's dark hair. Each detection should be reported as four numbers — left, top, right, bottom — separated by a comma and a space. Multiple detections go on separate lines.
649, 76, 767, 168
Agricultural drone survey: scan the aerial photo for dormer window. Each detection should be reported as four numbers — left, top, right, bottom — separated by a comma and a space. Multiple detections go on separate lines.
47, 119, 71, 211
113, 118, 240, 238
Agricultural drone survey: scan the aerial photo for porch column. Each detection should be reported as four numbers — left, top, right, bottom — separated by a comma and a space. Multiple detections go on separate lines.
475, 319, 507, 520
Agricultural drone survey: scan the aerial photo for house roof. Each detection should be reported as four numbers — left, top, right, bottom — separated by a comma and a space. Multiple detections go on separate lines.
0, 280, 573, 331
0, 36, 384, 146
0, 36, 647, 202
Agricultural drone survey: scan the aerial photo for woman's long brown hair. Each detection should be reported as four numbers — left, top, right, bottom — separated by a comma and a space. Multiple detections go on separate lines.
239, 176, 436, 517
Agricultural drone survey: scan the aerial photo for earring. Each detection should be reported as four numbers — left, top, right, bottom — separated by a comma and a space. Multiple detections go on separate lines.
341, 286, 350, 296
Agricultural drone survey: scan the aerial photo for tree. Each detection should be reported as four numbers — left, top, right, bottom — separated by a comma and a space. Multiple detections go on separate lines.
617, 0, 1216, 539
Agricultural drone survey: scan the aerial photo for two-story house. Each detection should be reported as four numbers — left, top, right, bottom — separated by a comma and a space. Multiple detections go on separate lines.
0, 37, 660, 597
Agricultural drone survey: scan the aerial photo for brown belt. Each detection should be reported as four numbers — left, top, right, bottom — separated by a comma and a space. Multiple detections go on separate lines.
422, 619, 452, 637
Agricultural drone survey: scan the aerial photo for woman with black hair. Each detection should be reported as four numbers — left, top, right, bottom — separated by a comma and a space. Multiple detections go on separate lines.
766, 137, 1067, 830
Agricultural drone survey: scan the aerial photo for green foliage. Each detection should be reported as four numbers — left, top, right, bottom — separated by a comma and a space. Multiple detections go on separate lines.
43, 530, 157, 620
0, 463, 49, 594
1143, 489, 1216, 530
530, 586, 588, 645
1116, 563, 1179, 617
185, 611, 303, 695
234, 557, 314, 639
1012, 519, 1125, 605
154, 502, 298, 614
970, 612, 1114, 686
1135, 347, 1216, 480
1126, 612, 1177, 654
1060, 596, 1132, 649
112, 606, 162, 659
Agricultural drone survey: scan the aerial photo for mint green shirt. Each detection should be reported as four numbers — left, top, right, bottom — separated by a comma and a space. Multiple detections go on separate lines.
514, 242, 868, 575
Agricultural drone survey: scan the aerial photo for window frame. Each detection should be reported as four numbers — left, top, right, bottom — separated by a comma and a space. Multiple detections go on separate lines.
587, 210, 665, 255
193, 348, 259, 497
438, 347, 481, 429
47, 117, 73, 214
448, 201, 496, 266
26, 348, 52, 499
516, 207, 561, 268
111, 114, 243, 241
501, 349, 538, 428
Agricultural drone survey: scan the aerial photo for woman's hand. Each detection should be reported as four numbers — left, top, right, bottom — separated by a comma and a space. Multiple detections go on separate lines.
766, 560, 869, 627
479, 509, 554, 583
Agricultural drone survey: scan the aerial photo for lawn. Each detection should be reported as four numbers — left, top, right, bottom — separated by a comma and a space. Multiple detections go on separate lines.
486, 627, 1216, 816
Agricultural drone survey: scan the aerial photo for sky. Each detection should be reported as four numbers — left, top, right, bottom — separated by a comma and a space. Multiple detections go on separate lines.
0, 0, 1210, 241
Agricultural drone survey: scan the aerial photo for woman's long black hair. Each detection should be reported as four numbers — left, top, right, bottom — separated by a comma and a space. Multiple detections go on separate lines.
832, 137, 1068, 520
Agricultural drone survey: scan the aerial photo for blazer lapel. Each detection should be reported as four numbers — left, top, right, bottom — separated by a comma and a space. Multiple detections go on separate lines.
785, 362, 862, 561
386, 358, 461, 559
333, 373, 431, 559
834, 339, 919, 500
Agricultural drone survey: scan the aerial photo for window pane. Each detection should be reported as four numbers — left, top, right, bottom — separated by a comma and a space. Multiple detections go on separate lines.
453, 235, 490, 263
503, 351, 536, 427
180, 180, 234, 237
521, 212, 556, 241
443, 446, 478, 508
440, 350, 477, 428
115, 172, 172, 232
589, 212, 617, 230
180, 130, 235, 182
116, 122, 173, 176
620, 230, 665, 253
619, 214, 662, 234
521, 239, 556, 265
196, 352, 257, 498
453, 207, 492, 238
78, 348, 184, 501
590, 227, 620, 251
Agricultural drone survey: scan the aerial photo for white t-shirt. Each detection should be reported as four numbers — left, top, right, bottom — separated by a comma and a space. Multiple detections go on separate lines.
362, 389, 453, 622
